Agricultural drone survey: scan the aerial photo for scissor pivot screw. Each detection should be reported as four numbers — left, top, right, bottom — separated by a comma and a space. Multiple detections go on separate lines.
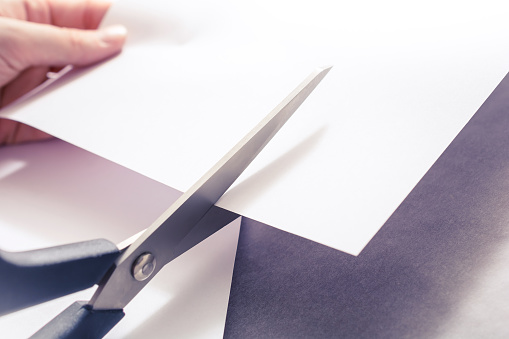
132, 252, 156, 281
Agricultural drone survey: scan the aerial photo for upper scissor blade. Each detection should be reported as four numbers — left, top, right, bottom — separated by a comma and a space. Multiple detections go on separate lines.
90, 66, 332, 310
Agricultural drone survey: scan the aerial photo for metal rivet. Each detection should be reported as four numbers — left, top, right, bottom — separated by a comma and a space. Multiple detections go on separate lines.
132, 252, 156, 281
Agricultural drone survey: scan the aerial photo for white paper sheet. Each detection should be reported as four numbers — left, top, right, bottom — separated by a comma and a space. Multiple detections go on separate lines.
0, 140, 240, 338
2, 0, 509, 255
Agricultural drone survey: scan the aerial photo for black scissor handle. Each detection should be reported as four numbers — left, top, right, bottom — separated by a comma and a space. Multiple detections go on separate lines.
30, 301, 124, 339
0, 239, 120, 316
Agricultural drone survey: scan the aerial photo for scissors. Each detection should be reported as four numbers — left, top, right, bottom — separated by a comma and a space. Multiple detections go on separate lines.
0, 66, 331, 338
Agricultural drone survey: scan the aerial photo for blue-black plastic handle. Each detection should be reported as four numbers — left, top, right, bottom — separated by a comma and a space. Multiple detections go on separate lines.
30, 301, 124, 339
0, 239, 120, 316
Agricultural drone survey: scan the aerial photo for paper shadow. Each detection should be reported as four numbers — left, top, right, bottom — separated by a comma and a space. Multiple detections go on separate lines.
0, 140, 180, 246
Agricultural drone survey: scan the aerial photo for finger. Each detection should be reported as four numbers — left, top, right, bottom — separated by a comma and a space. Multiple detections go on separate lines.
28, 0, 112, 29
5, 18, 127, 69
47, 0, 112, 29
0, 118, 53, 146
0, 66, 49, 107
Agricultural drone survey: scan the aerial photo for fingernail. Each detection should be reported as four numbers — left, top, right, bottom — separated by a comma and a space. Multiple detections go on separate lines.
100, 25, 127, 44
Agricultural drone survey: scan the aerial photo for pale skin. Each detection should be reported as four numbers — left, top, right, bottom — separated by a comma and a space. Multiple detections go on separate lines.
0, 0, 126, 146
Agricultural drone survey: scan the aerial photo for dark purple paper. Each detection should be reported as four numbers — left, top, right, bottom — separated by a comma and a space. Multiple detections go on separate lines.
225, 72, 509, 338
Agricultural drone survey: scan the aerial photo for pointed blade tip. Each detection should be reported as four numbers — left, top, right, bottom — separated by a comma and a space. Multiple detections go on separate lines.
318, 65, 333, 73
312, 66, 333, 81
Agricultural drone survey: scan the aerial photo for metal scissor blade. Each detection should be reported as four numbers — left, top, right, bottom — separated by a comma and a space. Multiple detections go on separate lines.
90, 66, 332, 310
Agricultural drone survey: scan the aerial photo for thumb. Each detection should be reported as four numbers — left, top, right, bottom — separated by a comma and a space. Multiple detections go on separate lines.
8, 19, 127, 69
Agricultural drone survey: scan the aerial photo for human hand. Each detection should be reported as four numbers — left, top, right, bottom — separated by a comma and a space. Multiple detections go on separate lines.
0, 0, 126, 146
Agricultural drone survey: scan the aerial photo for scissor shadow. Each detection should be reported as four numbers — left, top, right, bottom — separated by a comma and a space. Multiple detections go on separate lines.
219, 126, 327, 210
